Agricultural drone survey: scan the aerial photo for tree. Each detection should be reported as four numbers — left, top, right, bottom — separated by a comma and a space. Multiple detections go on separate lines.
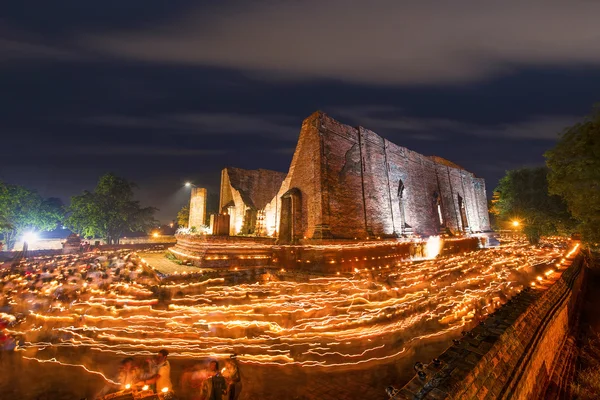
0, 182, 63, 250
177, 205, 190, 228
493, 167, 575, 244
65, 173, 158, 244
546, 107, 600, 249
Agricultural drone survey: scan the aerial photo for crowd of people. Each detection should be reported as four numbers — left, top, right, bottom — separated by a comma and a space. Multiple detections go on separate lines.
0, 251, 242, 400
96, 349, 241, 400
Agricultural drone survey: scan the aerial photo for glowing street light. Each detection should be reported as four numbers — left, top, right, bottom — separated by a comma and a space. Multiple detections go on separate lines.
185, 182, 192, 187
512, 220, 520, 227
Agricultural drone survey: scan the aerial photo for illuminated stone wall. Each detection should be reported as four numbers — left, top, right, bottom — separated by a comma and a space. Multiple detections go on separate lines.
188, 187, 207, 229
219, 167, 286, 236
219, 111, 491, 241
279, 112, 491, 240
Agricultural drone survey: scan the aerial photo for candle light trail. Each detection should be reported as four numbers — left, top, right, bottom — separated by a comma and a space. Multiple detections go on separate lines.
0, 236, 579, 387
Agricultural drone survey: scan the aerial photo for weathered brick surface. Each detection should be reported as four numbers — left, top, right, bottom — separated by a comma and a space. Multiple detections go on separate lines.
219, 111, 491, 241
397, 255, 586, 400
188, 187, 207, 229
220, 167, 286, 236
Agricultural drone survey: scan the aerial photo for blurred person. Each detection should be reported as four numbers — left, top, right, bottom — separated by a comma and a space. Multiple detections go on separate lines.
222, 356, 241, 400
199, 360, 227, 400
95, 357, 141, 399
138, 349, 173, 393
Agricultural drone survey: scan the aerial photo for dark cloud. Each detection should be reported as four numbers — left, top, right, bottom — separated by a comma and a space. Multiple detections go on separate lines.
330, 106, 579, 141
1, 1, 599, 222
83, 112, 298, 138
85, 1, 600, 85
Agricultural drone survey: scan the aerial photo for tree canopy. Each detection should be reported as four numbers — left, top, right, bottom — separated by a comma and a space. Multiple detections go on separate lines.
493, 167, 575, 244
546, 106, 600, 249
177, 204, 189, 228
0, 182, 63, 250
65, 173, 158, 244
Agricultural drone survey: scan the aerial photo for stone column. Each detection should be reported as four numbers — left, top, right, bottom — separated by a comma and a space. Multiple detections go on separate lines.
189, 187, 207, 229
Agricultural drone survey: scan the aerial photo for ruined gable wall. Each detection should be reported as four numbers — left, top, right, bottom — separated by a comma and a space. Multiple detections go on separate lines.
319, 115, 367, 239
220, 167, 286, 236
264, 111, 491, 240
226, 167, 286, 210
272, 111, 325, 239
219, 169, 234, 211
219, 169, 246, 235
359, 128, 395, 236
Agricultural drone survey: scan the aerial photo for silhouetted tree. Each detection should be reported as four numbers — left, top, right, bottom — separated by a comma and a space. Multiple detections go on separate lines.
66, 173, 157, 244
493, 167, 575, 244
177, 205, 189, 228
546, 106, 600, 250
0, 182, 63, 250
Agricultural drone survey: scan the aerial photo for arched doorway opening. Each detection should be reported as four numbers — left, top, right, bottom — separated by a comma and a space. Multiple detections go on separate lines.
457, 194, 469, 232
398, 180, 412, 235
278, 188, 302, 244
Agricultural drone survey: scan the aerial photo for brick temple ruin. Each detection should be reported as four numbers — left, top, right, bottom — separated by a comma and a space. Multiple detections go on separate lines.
176, 111, 494, 270
209, 111, 491, 243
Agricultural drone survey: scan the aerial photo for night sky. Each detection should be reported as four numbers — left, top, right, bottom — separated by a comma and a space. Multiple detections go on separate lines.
2, 1, 600, 222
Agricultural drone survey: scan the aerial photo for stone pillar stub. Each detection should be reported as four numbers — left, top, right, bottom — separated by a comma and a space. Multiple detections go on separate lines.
189, 187, 207, 229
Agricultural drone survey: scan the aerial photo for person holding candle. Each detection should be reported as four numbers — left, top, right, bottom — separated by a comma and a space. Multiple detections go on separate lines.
95, 357, 140, 399
199, 360, 227, 400
138, 349, 173, 394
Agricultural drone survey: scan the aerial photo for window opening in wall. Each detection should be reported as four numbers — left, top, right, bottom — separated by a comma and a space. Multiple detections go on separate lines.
398, 180, 412, 234
433, 191, 444, 227
458, 194, 469, 231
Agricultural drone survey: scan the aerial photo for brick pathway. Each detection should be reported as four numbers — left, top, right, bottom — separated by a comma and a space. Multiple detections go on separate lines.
138, 252, 214, 275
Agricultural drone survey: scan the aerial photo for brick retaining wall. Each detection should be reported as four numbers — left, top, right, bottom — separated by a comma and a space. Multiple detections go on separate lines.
398, 253, 586, 399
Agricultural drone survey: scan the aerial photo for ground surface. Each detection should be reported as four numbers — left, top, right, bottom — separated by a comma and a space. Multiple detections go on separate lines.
0, 238, 570, 399
139, 252, 214, 275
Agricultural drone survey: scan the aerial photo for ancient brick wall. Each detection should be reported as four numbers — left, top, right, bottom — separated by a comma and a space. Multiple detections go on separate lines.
398, 254, 586, 399
313, 113, 490, 239
188, 187, 207, 229
219, 111, 491, 240
474, 178, 492, 231
320, 116, 366, 239
359, 127, 395, 236
273, 112, 326, 241
219, 167, 286, 236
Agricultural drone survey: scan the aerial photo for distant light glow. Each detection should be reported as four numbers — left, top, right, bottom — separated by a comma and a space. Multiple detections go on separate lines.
185, 182, 192, 187
23, 231, 38, 243
512, 220, 520, 227
152, 232, 159, 238
424, 236, 443, 259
